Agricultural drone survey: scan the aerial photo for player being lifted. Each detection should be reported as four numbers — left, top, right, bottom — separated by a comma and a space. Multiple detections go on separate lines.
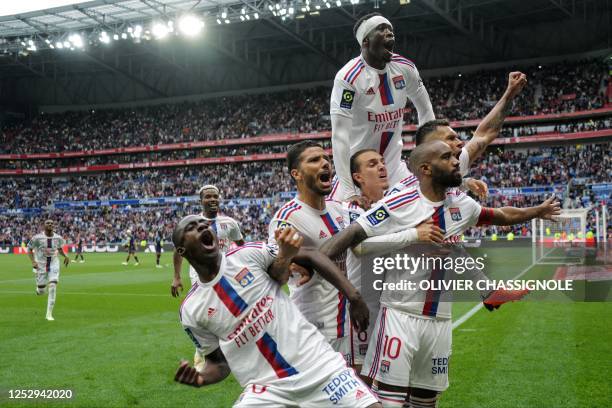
172, 184, 245, 297
269, 141, 364, 364
72, 232, 85, 263
27, 219, 70, 321
172, 215, 379, 407
322, 141, 560, 408
330, 12, 435, 202
122, 229, 140, 266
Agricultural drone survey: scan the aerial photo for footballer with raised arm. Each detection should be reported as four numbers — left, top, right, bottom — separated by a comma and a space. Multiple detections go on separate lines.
172, 215, 379, 407
321, 141, 560, 407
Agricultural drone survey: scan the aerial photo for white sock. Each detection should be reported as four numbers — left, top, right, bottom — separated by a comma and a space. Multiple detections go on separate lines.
376, 389, 407, 407
47, 283, 56, 316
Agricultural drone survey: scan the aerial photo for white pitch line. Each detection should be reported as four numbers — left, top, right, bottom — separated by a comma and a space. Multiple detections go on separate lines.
0, 290, 169, 297
452, 247, 555, 330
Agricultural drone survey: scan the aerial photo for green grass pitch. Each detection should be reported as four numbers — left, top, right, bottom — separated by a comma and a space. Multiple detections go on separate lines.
0, 249, 610, 407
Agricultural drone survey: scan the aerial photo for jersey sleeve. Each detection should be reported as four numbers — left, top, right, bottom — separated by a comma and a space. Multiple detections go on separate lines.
402, 63, 435, 126
459, 147, 470, 177
182, 323, 220, 356
27, 238, 39, 250
356, 190, 427, 237
330, 77, 357, 119
459, 193, 485, 227
229, 219, 244, 242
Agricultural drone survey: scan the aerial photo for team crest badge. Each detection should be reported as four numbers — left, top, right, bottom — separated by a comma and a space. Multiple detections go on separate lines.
221, 223, 227, 230
234, 267, 255, 288
349, 211, 360, 223
381, 360, 391, 373
392, 75, 406, 90
336, 216, 345, 228
366, 206, 390, 226
449, 207, 462, 221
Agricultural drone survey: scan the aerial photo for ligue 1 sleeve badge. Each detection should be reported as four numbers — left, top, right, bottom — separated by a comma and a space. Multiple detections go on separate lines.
450, 207, 462, 221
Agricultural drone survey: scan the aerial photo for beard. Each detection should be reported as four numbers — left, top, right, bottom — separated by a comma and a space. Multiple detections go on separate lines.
432, 166, 462, 188
304, 173, 332, 196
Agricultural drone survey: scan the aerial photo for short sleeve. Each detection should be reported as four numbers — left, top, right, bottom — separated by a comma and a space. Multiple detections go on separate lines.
460, 194, 485, 227
330, 78, 357, 118
182, 324, 220, 356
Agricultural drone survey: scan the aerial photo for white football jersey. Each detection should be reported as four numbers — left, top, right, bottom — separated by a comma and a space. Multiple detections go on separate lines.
330, 54, 434, 199
189, 213, 243, 283
268, 198, 350, 341
356, 187, 492, 319
179, 243, 346, 387
27, 233, 65, 266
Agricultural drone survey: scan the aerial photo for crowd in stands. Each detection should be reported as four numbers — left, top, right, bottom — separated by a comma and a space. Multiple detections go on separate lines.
1, 59, 608, 156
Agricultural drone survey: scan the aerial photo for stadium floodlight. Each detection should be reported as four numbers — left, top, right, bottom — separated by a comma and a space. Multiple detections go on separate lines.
268, 4, 274, 11
49, 44, 54, 49
315, 4, 321, 9
240, 15, 245, 21
45, 38, 51, 44
99, 31, 111, 44
133, 25, 142, 39
127, 27, 133, 33
179, 14, 204, 36
336, 0, 341, 5
325, 2, 331, 8
20, 40, 26, 46
152, 22, 169, 39
121, 32, 128, 39
56, 41, 63, 49
113, 34, 119, 40
224, 19, 230, 24
216, 18, 222, 24
276, 3, 281, 9
289, 6, 295, 14
63, 40, 71, 48
241, 7, 246, 14
254, 12, 259, 19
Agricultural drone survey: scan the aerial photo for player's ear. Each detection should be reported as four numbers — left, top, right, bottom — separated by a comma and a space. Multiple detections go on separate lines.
290, 168, 300, 182
420, 163, 432, 176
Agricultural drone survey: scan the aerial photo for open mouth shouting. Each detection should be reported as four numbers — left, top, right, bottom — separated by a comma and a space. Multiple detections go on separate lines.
199, 226, 217, 251
318, 169, 332, 190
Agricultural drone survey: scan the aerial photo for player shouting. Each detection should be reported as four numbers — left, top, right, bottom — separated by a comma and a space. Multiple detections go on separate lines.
27, 219, 70, 321
172, 215, 379, 407
321, 141, 560, 407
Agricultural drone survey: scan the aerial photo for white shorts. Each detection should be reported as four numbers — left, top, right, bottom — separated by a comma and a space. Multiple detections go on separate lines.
35, 259, 60, 286
351, 326, 372, 366
234, 367, 379, 407
362, 306, 452, 391
329, 336, 353, 366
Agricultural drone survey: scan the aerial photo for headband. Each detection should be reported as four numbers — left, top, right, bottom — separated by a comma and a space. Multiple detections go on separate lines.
198, 185, 220, 195
356, 15, 393, 46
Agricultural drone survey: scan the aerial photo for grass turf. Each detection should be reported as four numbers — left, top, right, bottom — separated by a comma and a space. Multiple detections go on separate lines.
0, 249, 610, 407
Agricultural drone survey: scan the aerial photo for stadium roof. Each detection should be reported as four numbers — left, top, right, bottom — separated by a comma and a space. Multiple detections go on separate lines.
0, 0, 609, 107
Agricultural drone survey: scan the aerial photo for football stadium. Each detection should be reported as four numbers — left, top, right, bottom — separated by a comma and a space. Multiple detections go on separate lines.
0, 1, 610, 407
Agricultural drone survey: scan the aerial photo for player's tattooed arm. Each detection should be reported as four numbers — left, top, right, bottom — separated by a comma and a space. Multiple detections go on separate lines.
174, 348, 230, 387
171, 249, 184, 297
468, 72, 527, 164
486, 197, 561, 226
320, 222, 368, 260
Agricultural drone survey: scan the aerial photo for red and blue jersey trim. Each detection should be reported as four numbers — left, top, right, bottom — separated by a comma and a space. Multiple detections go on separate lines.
384, 189, 419, 210
256, 332, 299, 378
226, 242, 264, 257
400, 175, 418, 188
320, 212, 340, 235
379, 131, 393, 154
275, 200, 301, 221
378, 73, 395, 106
391, 54, 416, 69
343, 59, 365, 85
422, 206, 446, 317
213, 276, 249, 317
